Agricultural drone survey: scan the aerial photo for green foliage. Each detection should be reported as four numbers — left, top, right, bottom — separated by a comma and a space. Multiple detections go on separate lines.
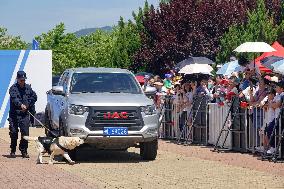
0, 27, 27, 49
111, 17, 142, 69
36, 23, 78, 75
160, 0, 170, 4
36, 23, 114, 75
34, 1, 153, 75
35, 0, 150, 75
217, 0, 284, 64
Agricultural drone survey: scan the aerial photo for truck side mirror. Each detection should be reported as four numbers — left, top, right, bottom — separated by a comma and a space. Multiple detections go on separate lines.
52, 86, 65, 96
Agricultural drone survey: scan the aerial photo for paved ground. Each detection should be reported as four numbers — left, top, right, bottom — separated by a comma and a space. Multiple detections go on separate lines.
0, 128, 283, 189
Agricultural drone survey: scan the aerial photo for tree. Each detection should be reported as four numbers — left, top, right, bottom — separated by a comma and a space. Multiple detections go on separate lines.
110, 17, 142, 69
132, 0, 283, 75
0, 27, 27, 49
132, 0, 255, 74
35, 0, 152, 75
81, 30, 114, 68
277, 2, 284, 45
36, 23, 82, 75
160, 0, 171, 4
110, 1, 151, 71
217, 0, 284, 64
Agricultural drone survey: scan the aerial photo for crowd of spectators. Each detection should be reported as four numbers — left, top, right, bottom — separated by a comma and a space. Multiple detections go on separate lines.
139, 66, 284, 155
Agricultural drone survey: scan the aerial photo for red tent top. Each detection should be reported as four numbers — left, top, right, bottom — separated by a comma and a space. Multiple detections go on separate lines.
254, 41, 284, 73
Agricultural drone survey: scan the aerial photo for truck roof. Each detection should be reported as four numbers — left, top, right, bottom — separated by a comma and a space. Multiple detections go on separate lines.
68, 67, 132, 74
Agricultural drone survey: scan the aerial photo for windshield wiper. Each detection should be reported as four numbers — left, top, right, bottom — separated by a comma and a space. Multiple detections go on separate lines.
72, 91, 96, 94
109, 91, 122, 93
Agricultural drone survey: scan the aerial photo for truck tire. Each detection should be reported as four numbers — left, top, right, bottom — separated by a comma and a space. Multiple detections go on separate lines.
140, 139, 158, 160
68, 148, 77, 161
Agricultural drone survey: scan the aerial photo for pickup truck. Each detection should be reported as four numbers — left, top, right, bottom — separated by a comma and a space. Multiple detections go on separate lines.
45, 67, 159, 160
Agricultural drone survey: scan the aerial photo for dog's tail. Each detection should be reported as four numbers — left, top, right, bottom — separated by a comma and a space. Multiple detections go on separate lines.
23, 136, 38, 141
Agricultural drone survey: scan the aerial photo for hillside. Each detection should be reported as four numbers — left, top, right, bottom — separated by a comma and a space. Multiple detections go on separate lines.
74, 26, 112, 37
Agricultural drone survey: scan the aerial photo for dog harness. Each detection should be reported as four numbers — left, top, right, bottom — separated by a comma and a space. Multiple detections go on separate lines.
38, 137, 69, 154
38, 137, 55, 154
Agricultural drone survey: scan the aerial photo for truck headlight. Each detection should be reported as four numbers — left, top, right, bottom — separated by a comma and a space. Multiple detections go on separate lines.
69, 105, 89, 115
141, 105, 156, 115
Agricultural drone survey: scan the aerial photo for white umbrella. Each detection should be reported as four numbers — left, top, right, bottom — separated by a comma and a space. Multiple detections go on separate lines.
234, 42, 276, 69
179, 64, 213, 75
233, 42, 276, 53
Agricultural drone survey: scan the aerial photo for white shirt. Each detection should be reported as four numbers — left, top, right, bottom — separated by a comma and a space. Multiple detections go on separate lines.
263, 96, 275, 124
242, 86, 256, 101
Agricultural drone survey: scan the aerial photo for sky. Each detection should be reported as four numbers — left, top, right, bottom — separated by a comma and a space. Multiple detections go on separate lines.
0, 0, 160, 42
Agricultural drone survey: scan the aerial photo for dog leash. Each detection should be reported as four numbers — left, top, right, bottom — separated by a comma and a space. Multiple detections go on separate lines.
28, 111, 58, 137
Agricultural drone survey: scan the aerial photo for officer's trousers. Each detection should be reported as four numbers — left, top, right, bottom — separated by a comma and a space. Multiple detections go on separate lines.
8, 116, 30, 153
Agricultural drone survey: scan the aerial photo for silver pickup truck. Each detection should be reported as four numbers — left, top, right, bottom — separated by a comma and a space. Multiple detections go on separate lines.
45, 67, 159, 160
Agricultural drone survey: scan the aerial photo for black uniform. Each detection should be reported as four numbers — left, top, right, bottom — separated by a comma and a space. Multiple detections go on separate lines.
9, 83, 37, 154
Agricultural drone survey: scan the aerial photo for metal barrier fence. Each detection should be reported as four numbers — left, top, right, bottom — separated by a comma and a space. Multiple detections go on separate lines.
159, 95, 284, 161
208, 103, 232, 149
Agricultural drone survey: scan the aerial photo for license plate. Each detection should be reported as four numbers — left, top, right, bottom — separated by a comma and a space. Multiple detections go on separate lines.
103, 127, 128, 136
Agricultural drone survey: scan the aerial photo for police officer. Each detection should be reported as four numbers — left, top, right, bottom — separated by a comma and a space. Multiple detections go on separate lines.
9, 71, 37, 158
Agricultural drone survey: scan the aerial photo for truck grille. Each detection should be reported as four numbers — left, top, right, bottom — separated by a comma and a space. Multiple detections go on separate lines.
85, 107, 144, 131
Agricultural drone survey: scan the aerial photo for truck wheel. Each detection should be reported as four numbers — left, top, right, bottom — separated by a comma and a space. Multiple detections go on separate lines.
68, 148, 77, 161
140, 139, 158, 160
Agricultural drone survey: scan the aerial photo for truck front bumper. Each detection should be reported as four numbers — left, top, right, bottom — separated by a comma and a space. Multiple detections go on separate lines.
65, 113, 159, 149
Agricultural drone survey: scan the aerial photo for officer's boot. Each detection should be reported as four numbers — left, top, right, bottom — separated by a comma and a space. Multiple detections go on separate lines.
20, 139, 30, 158
21, 150, 30, 158
9, 151, 16, 158
19, 142, 30, 158
10, 143, 17, 158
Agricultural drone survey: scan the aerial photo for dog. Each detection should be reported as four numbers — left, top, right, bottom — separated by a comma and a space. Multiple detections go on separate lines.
23, 136, 84, 165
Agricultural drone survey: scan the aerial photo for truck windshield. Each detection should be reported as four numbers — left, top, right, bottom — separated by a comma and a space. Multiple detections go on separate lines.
70, 73, 142, 94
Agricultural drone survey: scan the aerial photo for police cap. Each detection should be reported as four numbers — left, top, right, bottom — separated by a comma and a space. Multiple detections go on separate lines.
16, 71, 27, 79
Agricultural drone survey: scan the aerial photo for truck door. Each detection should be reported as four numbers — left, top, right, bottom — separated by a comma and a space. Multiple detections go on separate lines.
52, 72, 68, 128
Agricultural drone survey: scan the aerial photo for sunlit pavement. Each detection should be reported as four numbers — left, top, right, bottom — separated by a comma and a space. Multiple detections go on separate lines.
0, 128, 283, 189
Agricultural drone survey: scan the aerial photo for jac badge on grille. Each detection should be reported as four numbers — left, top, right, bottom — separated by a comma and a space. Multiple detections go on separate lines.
103, 112, 128, 119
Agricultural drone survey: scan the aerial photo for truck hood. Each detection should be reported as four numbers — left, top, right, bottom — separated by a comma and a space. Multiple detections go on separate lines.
67, 93, 153, 107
